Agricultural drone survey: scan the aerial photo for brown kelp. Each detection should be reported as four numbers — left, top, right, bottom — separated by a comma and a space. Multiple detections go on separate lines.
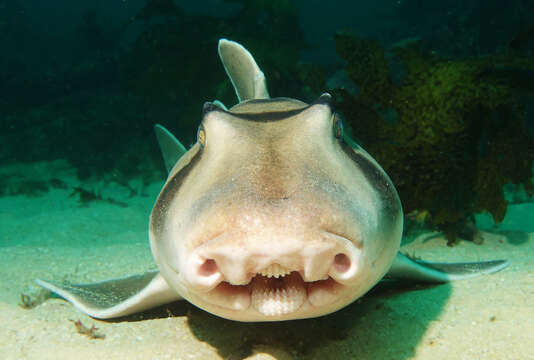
333, 32, 534, 244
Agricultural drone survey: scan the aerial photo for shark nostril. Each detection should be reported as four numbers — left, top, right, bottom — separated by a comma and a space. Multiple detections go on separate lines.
334, 253, 351, 273
199, 259, 218, 277
186, 255, 224, 291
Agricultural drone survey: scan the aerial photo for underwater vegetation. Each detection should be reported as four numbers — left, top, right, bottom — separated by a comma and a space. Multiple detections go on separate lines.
19, 289, 51, 310
69, 187, 128, 208
333, 32, 534, 244
0, 161, 68, 197
70, 319, 105, 340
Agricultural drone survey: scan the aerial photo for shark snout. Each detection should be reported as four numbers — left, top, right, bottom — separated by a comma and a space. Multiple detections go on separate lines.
181, 231, 363, 296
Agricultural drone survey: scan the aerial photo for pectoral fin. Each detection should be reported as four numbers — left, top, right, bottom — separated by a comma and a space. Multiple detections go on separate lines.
154, 124, 187, 173
36, 271, 182, 319
386, 252, 509, 282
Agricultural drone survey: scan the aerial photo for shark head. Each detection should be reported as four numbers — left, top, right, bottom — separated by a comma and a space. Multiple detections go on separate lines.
149, 73, 403, 321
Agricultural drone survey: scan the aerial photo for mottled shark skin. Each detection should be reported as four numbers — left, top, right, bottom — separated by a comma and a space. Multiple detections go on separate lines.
36, 39, 509, 322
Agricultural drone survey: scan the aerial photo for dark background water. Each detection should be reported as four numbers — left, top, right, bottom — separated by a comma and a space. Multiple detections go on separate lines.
3, 1, 529, 76
1, 1, 533, 238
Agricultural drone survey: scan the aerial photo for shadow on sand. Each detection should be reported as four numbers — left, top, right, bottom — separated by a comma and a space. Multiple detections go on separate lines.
123, 281, 451, 360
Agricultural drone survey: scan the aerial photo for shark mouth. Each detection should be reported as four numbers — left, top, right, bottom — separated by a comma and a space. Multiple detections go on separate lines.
188, 252, 356, 317
201, 264, 342, 317
250, 263, 343, 316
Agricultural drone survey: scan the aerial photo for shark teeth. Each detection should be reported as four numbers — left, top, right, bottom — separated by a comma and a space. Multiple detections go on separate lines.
251, 287, 306, 316
251, 272, 306, 316
258, 263, 292, 278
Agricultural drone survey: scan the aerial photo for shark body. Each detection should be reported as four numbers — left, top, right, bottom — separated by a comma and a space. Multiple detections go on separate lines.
37, 39, 508, 322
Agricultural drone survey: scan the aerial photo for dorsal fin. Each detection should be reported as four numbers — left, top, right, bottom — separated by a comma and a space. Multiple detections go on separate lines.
154, 124, 187, 173
218, 38, 270, 102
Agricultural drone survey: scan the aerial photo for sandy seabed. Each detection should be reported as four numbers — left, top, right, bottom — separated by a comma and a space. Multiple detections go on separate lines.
0, 163, 532, 360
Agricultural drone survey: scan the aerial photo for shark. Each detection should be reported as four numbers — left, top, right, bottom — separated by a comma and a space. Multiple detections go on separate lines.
36, 39, 509, 322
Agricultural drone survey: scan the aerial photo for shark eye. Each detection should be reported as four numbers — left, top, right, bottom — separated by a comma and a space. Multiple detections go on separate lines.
333, 113, 344, 139
197, 125, 206, 146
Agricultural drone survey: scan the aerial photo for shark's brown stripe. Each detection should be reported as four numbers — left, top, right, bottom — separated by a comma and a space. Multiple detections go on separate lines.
150, 144, 203, 238
205, 103, 308, 122
341, 141, 402, 235
203, 95, 331, 123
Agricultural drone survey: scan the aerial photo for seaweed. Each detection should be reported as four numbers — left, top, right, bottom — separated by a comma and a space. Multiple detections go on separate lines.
0, 174, 68, 198
11, 180, 49, 197
19, 289, 51, 309
70, 319, 105, 340
49, 178, 68, 189
69, 187, 128, 208
333, 32, 534, 244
